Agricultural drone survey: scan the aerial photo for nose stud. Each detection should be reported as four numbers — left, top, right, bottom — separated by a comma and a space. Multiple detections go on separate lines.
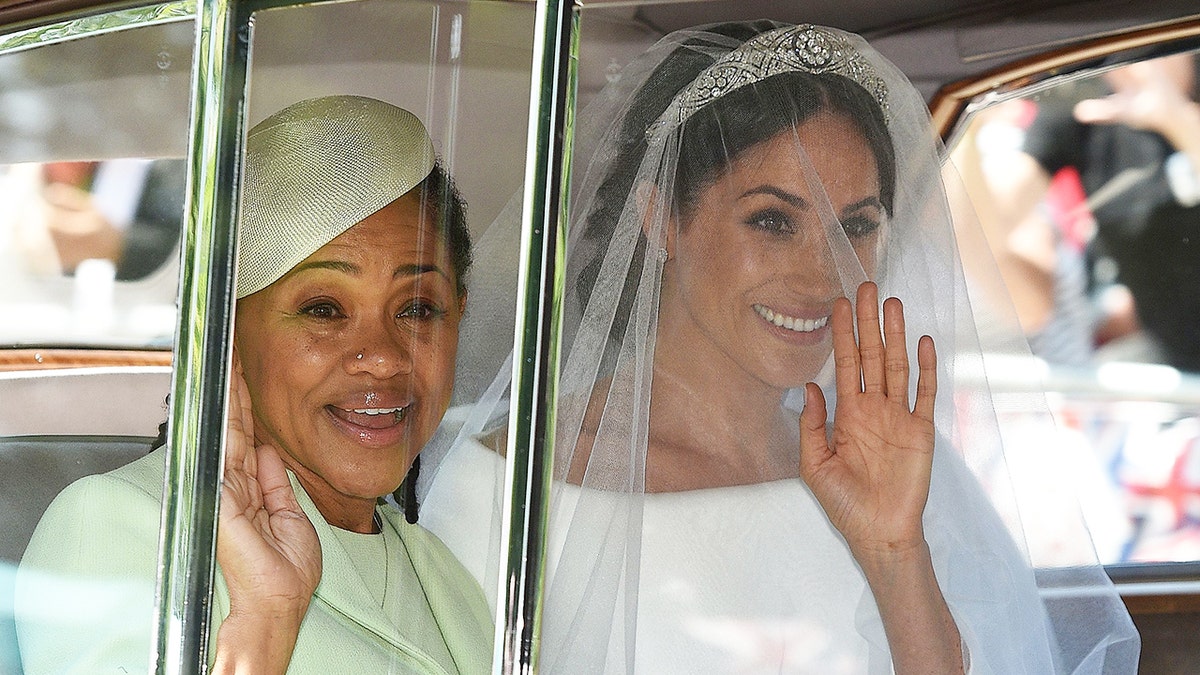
356, 352, 364, 360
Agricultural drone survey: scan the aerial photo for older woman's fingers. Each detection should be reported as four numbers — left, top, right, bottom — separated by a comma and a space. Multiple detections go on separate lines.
225, 351, 255, 474
855, 282, 886, 395
882, 297, 910, 405
832, 296, 861, 400
913, 335, 937, 423
256, 444, 302, 517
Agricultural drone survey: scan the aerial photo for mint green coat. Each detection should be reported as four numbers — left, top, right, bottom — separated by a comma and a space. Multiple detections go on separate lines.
15, 448, 493, 674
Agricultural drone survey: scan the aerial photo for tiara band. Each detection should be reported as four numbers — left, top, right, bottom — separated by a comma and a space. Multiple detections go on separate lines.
647, 24, 889, 139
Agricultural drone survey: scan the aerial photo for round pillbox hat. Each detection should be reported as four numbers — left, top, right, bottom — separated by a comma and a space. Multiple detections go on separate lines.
237, 95, 435, 298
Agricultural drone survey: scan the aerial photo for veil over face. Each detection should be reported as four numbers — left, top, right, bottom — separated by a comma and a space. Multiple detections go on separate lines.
420, 21, 1139, 673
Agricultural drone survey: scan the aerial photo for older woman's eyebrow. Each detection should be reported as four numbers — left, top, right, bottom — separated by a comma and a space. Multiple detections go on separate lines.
291, 259, 359, 275
288, 260, 449, 281
738, 185, 809, 208
393, 263, 449, 281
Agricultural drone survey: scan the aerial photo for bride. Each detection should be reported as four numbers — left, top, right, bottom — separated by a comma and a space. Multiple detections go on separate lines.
421, 20, 1139, 673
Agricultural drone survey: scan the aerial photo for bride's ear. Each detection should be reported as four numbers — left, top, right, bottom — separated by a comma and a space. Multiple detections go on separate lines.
634, 181, 676, 261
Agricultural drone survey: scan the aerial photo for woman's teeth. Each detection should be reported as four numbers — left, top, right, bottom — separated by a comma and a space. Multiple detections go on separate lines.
753, 304, 829, 333
352, 406, 408, 422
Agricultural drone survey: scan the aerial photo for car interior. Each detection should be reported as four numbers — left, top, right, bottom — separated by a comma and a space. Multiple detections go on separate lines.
1, 0, 1199, 672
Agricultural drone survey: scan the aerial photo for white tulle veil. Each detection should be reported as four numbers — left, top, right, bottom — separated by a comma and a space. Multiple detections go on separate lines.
420, 20, 1140, 674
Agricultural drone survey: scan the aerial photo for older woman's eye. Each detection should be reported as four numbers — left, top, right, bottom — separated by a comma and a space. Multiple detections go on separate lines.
841, 215, 881, 239
398, 301, 445, 321
746, 209, 796, 234
298, 300, 343, 319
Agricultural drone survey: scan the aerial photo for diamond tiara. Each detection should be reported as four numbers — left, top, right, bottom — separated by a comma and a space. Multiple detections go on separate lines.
647, 24, 890, 139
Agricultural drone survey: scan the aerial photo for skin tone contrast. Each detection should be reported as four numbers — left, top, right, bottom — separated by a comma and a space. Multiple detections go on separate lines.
213, 188, 465, 674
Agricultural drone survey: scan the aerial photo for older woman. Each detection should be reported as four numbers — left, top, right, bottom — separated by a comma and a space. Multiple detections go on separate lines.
421, 22, 1139, 674
16, 96, 491, 673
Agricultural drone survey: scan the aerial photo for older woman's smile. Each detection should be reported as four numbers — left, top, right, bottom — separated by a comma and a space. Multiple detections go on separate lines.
327, 403, 411, 428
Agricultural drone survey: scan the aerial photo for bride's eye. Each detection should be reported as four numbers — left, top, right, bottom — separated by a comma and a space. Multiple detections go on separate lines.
841, 215, 881, 239
746, 208, 796, 235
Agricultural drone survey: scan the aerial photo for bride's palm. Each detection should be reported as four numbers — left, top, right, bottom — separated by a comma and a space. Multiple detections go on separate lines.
799, 282, 938, 555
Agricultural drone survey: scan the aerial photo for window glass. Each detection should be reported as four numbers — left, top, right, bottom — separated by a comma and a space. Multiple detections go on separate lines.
203, 0, 534, 669
4, 0, 540, 667
0, 9, 193, 674
950, 47, 1200, 567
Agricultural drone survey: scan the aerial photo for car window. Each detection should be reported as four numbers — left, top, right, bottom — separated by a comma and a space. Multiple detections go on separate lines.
0, 7, 193, 674
2, 0, 538, 671
949, 46, 1200, 570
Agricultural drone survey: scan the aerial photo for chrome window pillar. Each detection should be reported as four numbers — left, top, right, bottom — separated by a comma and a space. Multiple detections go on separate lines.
156, 0, 249, 670
496, 0, 579, 673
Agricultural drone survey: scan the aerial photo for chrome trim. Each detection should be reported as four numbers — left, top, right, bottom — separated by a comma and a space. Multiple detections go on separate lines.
155, 0, 249, 670
496, 0, 578, 672
0, 1, 196, 55
931, 17, 1200, 138
1115, 580, 1200, 596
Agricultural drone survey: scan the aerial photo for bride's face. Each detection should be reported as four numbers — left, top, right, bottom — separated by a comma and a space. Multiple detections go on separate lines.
663, 110, 884, 390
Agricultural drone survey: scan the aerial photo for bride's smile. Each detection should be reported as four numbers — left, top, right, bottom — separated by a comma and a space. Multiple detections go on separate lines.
751, 303, 830, 333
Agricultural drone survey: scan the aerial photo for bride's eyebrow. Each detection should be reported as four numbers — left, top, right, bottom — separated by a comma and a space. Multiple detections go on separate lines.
841, 197, 884, 215
738, 185, 809, 208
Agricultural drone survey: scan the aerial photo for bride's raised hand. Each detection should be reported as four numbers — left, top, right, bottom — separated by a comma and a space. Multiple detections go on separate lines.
798, 281, 937, 560
214, 352, 321, 673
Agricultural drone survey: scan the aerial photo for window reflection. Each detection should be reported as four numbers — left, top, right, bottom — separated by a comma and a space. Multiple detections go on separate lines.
953, 48, 1200, 566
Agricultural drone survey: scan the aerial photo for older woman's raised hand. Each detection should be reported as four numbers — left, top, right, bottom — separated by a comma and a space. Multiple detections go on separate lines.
798, 281, 937, 559
213, 353, 322, 674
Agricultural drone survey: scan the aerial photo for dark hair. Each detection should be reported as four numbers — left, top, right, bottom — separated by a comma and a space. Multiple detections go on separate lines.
572, 21, 895, 349
673, 70, 895, 220
419, 160, 472, 296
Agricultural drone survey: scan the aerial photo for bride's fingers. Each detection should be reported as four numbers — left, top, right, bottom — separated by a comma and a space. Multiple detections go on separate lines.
914, 335, 938, 423
832, 296, 861, 400
855, 282, 885, 395
882, 297, 910, 405
799, 382, 833, 478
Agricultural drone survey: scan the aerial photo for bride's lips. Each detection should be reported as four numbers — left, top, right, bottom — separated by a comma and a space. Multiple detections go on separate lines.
324, 401, 413, 446
752, 303, 831, 343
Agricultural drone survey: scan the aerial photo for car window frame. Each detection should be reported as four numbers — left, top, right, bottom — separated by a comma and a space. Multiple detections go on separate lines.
0, 0, 575, 671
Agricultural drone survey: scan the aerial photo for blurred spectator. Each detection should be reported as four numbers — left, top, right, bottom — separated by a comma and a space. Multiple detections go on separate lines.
957, 52, 1200, 371
2, 157, 185, 281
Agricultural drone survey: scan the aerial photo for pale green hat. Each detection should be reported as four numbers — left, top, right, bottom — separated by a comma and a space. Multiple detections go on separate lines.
237, 95, 435, 298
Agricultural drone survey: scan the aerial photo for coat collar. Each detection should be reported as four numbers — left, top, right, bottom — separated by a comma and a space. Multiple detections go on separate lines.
288, 472, 491, 674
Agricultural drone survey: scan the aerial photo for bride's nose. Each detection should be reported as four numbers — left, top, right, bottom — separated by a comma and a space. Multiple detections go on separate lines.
787, 228, 853, 293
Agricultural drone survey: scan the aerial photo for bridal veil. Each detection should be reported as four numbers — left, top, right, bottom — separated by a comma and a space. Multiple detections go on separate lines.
421, 20, 1140, 674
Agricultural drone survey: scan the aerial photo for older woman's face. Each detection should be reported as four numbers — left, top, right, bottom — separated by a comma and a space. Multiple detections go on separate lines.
662, 111, 883, 390
235, 189, 463, 520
